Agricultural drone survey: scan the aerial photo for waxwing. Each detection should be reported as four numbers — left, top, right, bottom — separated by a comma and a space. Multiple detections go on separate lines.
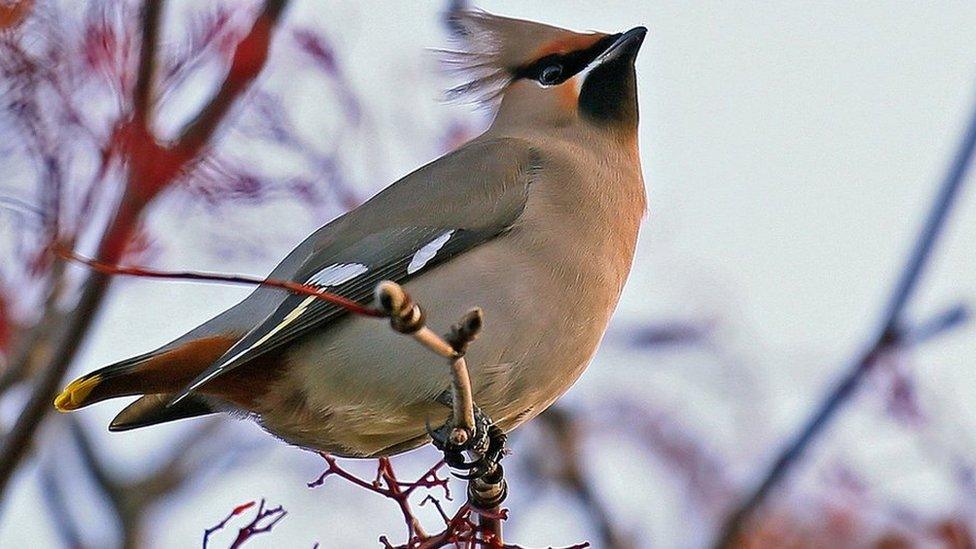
56, 10, 648, 460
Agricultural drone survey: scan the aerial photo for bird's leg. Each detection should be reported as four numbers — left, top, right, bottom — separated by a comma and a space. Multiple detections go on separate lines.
463, 423, 509, 510
452, 422, 506, 482
427, 391, 487, 469
427, 394, 507, 482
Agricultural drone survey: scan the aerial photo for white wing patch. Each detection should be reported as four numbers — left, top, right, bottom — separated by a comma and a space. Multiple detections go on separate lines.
407, 231, 455, 275
307, 263, 369, 287
204, 234, 454, 377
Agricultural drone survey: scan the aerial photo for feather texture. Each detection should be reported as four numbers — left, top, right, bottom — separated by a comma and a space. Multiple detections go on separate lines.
438, 9, 606, 106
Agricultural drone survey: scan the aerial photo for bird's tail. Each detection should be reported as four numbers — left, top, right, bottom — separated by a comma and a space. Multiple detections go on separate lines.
54, 335, 235, 413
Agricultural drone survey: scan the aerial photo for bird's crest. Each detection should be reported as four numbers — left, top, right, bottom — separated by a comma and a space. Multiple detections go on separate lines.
439, 9, 609, 106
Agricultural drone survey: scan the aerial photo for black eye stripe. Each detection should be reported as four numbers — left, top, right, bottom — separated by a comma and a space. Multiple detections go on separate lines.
513, 33, 622, 85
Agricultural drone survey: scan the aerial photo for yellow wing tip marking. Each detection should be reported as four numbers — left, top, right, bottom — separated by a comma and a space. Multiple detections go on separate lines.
54, 375, 101, 412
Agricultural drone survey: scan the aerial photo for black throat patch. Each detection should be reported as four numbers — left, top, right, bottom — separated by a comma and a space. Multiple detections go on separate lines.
578, 54, 639, 128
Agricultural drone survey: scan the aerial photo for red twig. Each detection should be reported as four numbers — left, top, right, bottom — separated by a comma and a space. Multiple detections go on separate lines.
229, 500, 287, 549
203, 498, 286, 549
203, 500, 256, 547
304, 454, 585, 549
53, 245, 384, 318
308, 453, 451, 501
309, 454, 477, 548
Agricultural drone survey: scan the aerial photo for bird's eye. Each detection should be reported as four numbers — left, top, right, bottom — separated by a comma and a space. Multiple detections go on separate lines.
539, 64, 563, 85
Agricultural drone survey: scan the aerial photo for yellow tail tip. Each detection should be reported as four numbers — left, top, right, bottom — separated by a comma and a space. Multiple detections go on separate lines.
54, 375, 101, 412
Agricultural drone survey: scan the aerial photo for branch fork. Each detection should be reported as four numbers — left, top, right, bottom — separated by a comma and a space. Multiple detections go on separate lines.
375, 281, 480, 447
375, 280, 508, 546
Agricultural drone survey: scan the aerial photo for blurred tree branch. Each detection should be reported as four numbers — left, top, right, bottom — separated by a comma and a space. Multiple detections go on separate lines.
67, 417, 226, 549
716, 91, 976, 547
176, 0, 288, 158
536, 407, 634, 549
39, 463, 84, 549
0, 0, 291, 500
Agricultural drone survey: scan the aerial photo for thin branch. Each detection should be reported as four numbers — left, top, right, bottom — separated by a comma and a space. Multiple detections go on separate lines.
228, 499, 287, 549
0, 254, 114, 498
375, 281, 507, 547
309, 454, 461, 548
203, 498, 287, 549
375, 282, 479, 438
203, 500, 257, 548
900, 303, 969, 346
69, 415, 230, 549
537, 408, 634, 549
715, 89, 976, 546
55, 245, 384, 318
0, 258, 68, 394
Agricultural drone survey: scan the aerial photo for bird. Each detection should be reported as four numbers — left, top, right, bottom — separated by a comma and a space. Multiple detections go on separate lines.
55, 9, 647, 461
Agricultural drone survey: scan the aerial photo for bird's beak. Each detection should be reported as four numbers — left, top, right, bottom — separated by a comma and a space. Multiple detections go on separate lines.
594, 26, 647, 65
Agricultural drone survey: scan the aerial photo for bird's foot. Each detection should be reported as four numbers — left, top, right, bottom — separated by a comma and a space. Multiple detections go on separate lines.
427, 405, 507, 482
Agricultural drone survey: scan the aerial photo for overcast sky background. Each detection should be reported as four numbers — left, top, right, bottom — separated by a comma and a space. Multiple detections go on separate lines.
2, 1, 976, 547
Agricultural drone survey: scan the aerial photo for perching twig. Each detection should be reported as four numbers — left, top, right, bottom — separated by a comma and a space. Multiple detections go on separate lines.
375, 281, 480, 441
55, 245, 383, 318
445, 309, 484, 442
374, 280, 505, 547
715, 90, 976, 546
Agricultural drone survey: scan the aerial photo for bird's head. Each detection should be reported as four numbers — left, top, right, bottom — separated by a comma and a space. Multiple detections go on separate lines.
443, 10, 646, 133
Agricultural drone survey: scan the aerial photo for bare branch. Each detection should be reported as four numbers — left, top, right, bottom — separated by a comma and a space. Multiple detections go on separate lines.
375, 282, 479, 439
0, 1, 294, 499
900, 303, 969, 346
133, 0, 163, 127
56, 244, 384, 318
175, 0, 289, 158
537, 408, 634, 549
0, 263, 113, 498
69, 416, 231, 548
203, 499, 286, 549
39, 462, 85, 549
374, 281, 508, 547
309, 454, 458, 547
715, 90, 976, 546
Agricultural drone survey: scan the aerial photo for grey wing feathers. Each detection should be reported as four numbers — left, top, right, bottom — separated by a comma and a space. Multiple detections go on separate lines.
170, 138, 541, 405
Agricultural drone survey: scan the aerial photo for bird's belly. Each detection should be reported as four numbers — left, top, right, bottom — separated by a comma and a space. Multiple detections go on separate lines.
254, 234, 622, 457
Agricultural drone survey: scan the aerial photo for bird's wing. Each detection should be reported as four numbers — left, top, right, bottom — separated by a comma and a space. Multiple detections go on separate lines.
171, 138, 541, 404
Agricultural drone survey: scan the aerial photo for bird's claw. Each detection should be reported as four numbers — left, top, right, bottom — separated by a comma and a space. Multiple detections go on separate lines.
428, 406, 506, 481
